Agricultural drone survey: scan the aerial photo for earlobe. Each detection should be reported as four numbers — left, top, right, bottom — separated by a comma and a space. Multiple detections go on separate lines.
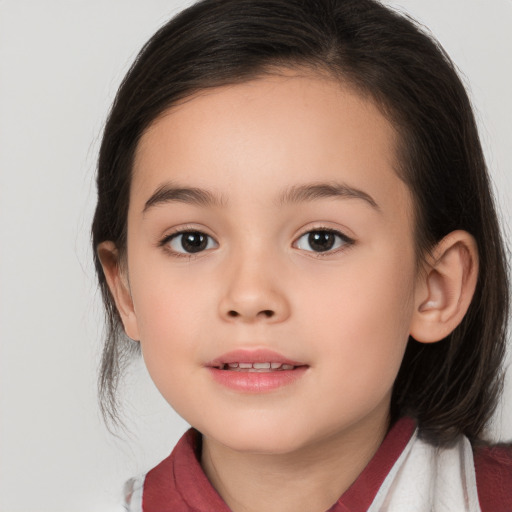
97, 241, 140, 341
410, 230, 478, 344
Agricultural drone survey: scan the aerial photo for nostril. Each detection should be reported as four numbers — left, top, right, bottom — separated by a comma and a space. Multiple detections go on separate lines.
226, 309, 275, 319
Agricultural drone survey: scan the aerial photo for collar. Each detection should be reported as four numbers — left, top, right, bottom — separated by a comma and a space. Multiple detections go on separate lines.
143, 417, 417, 511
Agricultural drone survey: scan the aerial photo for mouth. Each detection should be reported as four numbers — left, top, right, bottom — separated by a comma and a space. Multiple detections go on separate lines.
213, 362, 298, 372
206, 349, 306, 371
206, 349, 308, 392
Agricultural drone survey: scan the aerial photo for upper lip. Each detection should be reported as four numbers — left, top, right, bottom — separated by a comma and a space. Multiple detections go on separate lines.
206, 349, 306, 368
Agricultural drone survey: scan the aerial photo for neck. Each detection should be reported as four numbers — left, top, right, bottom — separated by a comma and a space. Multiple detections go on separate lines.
200, 407, 391, 512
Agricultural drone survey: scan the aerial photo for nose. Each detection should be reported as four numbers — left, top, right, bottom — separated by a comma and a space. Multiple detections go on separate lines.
218, 254, 291, 324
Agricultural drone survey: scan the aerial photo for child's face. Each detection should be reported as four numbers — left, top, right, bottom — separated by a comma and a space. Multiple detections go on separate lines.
124, 72, 419, 453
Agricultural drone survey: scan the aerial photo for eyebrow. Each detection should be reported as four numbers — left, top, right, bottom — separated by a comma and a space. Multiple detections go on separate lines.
143, 182, 226, 213
143, 180, 379, 213
277, 182, 380, 210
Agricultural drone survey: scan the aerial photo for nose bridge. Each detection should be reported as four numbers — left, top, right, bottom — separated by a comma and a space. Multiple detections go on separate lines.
219, 241, 290, 323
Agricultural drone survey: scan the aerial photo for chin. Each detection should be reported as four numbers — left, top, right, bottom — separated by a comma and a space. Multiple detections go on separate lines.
196, 415, 316, 455
219, 433, 306, 455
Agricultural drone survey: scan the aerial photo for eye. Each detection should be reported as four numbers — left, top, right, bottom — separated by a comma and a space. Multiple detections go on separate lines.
294, 229, 352, 253
166, 231, 218, 254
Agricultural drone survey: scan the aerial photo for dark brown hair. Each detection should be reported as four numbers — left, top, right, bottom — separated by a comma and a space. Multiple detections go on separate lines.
92, 0, 509, 444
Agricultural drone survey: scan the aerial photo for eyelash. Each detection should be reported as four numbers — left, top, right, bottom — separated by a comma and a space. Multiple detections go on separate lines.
159, 228, 218, 259
293, 228, 355, 256
159, 226, 354, 258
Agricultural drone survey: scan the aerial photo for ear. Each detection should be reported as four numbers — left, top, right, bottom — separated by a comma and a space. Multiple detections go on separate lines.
97, 241, 140, 341
410, 230, 478, 343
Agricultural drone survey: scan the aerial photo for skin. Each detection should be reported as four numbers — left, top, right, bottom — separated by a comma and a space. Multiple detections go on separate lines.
99, 72, 479, 512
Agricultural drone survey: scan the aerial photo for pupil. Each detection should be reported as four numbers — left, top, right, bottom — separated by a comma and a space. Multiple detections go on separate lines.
182, 232, 207, 253
308, 231, 335, 252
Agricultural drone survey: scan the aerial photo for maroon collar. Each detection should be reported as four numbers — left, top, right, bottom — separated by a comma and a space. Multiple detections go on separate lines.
143, 417, 417, 511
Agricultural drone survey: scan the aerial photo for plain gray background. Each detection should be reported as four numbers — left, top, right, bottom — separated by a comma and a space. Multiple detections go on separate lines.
0, 1, 511, 510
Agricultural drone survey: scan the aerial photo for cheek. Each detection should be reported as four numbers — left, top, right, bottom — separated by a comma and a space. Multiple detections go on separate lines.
128, 265, 209, 382
299, 250, 416, 377
130, 255, 212, 336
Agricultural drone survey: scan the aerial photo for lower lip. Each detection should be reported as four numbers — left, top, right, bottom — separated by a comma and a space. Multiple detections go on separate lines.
207, 366, 308, 392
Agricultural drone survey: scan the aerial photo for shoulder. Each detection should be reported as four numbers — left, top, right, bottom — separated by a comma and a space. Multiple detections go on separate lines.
122, 430, 198, 512
133, 428, 230, 512
142, 429, 199, 511
473, 441, 512, 512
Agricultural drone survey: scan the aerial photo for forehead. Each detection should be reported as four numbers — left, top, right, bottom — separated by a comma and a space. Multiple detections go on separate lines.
131, 72, 412, 222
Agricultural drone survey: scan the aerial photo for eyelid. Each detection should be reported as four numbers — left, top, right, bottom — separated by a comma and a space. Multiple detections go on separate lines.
159, 223, 215, 241
159, 225, 219, 258
292, 225, 355, 255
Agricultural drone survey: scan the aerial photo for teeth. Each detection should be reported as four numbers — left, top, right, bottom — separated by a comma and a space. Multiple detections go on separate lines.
220, 362, 297, 371
253, 362, 271, 369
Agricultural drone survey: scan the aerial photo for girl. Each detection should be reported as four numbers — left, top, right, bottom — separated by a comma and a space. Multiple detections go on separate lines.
92, 0, 511, 510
